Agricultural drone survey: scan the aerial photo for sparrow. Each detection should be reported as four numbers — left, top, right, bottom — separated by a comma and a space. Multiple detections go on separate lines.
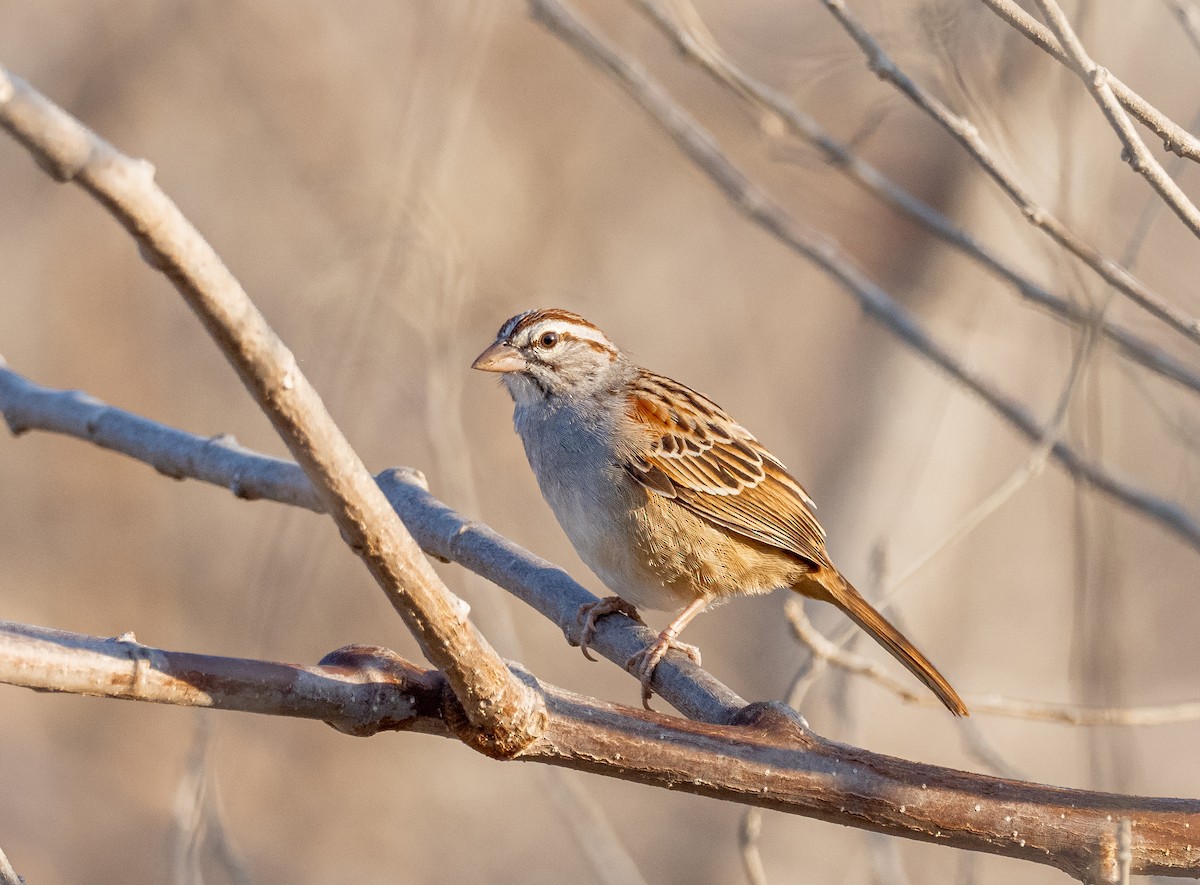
473, 308, 966, 714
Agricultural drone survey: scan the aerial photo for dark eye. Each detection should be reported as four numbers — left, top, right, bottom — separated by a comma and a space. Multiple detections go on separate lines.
538, 331, 559, 348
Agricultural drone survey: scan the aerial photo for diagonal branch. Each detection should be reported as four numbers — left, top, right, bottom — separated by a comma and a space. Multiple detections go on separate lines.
0, 65, 541, 750
525, 0, 1200, 554
981, 0, 1200, 164
0, 843, 18, 885
0, 362, 746, 723
1, 620, 1198, 880
817, 0, 1200, 346
1031, 0, 1200, 239
630, 0, 1200, 399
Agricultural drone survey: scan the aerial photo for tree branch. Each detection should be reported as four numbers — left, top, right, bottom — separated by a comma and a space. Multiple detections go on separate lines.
980, 0, 1200, 164
1, 620, 1197, 881
0, 64, 542, 751
1030, 0, 1200, 239
817, 0, 1200, 345
524, 0, 1200, 555
630, 0, 1200, 399
0, 361, 746, 724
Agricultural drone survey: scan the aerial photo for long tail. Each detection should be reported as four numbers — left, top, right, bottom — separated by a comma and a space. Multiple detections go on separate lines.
799, 569, 968, 716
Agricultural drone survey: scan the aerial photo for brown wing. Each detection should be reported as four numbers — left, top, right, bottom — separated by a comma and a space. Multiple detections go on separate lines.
622, 371, 827, 564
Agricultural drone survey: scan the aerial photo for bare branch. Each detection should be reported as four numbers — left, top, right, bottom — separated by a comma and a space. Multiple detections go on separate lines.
631, 0, 1200, 399
0, 65, 542, 750
524, 0, 1200, 554
1, 620, 1197, 880
818, 0, 1200, 345
0, 843, 20, 885
980, 0, 1200, 164
786, 600, 1200, 726
738, 808, 768, 885
0, 362, 746, 723
1031, 0, 1200, 239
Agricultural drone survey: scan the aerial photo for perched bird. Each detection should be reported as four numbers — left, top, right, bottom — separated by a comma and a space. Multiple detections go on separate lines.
473, 308, 966, 715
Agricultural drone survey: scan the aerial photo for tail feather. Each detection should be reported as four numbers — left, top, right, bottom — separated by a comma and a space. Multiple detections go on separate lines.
802, 570, 968, 716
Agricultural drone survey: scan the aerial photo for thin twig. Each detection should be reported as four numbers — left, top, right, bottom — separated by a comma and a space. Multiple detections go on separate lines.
738, 809, 768, 885
631, 0, 1200, 398
0, 65, 542, 750
981, 0, 1200, 163
882, 288, 1103, 602
525, 0, 1200, 553
820, 0, 1200, 345
171, 717, 254, 885
785, 601, 1200, 726
1032, 0, 1200, 239
1117, 818, 1133, 885
538, 767, 649, 885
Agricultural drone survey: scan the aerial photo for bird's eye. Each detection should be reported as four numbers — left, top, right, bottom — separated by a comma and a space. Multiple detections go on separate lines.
538, 331, 559, 348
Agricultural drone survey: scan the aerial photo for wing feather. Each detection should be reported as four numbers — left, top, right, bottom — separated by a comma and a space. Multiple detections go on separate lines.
622, 371, 826, 563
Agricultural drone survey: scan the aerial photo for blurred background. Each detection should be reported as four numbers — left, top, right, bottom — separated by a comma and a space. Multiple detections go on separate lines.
3, 1, 1200, 882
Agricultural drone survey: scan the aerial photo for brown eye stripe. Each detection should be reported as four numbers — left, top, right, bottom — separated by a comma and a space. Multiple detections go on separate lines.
505, 308, 602, 338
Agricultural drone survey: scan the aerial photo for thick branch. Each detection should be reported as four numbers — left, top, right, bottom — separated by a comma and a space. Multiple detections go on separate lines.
0, 362, 745, 723
0, 65, 541, 749
525, 0, 1200, 554
0, 621, 1196, 881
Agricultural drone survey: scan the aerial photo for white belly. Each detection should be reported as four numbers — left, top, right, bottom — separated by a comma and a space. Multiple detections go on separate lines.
515, 403, 691, 612
534, 458, 689, 612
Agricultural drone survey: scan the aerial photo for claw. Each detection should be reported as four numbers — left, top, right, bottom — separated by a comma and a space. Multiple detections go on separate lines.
627, 635, 703, 709
576, 596, 642, 662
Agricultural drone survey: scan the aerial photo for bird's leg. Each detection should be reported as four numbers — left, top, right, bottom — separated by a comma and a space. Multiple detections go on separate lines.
626, 597, 708, 709
576, 596, 643, 662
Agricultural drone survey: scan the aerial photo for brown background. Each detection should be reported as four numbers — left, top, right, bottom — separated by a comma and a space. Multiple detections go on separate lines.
2, 1, 1199, 882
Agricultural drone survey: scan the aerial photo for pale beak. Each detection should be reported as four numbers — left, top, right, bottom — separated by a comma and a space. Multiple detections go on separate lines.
471, 340, 527, 373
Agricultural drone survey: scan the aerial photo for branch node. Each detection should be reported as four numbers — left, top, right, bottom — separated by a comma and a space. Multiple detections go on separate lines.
378, 465, 429, 492
318, 645, 443, 736
728, 700, 816, 746
440, 664, 548, 760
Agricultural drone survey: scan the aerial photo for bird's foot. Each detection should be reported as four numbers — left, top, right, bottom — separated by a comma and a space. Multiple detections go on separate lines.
575, 596, 643, 662
626, 633, 702, 709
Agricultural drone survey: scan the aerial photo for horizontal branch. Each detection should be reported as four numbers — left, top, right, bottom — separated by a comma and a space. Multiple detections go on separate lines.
1, 621, 1196, 881
0, 63, 541, 750
0, 361, 746, 724
526, 0, 1200, 555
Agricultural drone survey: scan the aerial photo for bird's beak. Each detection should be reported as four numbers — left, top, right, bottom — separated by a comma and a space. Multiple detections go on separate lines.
471, 340, 526, 373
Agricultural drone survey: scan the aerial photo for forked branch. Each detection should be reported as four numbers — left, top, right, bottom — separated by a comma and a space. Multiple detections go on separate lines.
0, 64, 542, 752
1, 620, 1198, 881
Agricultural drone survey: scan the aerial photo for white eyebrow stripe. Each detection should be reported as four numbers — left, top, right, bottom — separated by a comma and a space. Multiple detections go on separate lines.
527, 319, 610, 346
